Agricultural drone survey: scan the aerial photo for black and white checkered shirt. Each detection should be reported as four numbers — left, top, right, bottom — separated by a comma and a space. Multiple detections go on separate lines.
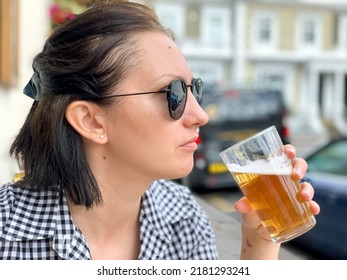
0, 179, 218, 260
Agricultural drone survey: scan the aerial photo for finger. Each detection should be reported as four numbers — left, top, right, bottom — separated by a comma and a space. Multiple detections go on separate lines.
300, 182, 314, 201
292, 157, 308, 180
234, 197, 264, 230
283, 144, 296, 158
299, 182, 320, 215
309, 200, 320, 215
234, 197, 253, 214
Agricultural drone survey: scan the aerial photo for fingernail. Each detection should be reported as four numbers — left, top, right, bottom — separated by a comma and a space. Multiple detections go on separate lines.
294, 167, 304, 178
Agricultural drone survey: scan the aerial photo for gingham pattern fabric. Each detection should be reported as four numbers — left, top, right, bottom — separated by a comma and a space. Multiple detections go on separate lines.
0, 179, 218, 260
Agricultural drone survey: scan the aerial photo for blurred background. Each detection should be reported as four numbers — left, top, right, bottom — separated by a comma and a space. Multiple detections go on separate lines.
2, 0, 347, 180
1, 0, 347, 259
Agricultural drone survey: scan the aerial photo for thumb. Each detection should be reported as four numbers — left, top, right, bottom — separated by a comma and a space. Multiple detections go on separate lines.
234, 197, 253, 214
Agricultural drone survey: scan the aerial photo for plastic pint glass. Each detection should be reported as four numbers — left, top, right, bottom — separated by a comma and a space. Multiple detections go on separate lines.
219, 126, 316, 243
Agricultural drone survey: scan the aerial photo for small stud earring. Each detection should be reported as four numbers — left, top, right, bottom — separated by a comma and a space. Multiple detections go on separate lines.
99, 134, 105, 140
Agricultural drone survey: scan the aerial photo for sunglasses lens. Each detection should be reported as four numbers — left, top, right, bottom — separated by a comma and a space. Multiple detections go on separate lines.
192, 78, 203, 103
168, 80, 187, 120
167, 78, 203, 120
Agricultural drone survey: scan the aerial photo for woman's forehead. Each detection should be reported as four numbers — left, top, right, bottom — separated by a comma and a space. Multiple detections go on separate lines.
134, 32, 191, 78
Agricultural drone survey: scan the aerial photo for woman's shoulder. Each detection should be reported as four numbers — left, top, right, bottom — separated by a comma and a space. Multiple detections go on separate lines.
0, 182, 18, 205
0, 182, 58, 202
146, 179, 210, 224
0, 182, 21, 230
0, 182, 60, 223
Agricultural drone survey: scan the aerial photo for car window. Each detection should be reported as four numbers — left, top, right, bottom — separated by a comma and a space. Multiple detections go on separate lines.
306, 139, 347, 176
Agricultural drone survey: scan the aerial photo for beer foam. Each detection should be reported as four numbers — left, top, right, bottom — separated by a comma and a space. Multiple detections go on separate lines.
226, 154, 293, 175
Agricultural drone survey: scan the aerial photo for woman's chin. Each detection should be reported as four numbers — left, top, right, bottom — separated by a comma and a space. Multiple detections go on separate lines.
172, 167, 193, 181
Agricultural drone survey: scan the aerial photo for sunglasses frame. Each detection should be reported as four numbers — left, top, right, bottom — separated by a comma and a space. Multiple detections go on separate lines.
101, 78, 203, 120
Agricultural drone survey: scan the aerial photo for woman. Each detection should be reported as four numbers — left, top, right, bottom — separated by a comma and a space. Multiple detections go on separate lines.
0, 1, 319, 260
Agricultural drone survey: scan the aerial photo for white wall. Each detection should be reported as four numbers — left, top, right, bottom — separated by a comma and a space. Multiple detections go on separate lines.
0, 0, 50, 183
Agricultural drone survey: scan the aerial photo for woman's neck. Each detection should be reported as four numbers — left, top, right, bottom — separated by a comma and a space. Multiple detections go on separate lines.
67, 185, 142, 259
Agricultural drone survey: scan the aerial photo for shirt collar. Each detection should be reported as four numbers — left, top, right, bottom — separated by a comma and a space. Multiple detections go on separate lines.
51, 193, 91, 259
1, 188, 59, 241
1, 186, 91, 259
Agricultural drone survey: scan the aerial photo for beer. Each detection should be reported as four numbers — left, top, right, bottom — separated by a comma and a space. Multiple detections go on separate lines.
230, 166, 315, 242
220, 126, 316, 242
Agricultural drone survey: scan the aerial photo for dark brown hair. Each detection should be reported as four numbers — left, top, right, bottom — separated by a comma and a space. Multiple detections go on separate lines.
10, 1, 171, 207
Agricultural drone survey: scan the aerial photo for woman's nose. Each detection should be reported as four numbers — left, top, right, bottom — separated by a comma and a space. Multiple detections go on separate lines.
184, 91, 209, 125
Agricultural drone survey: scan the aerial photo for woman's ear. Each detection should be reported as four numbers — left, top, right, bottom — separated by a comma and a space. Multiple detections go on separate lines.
65, 101, 108, 143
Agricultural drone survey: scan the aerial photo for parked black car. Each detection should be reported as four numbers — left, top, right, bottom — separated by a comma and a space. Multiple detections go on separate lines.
179, 82, 290, 191
292, 136, 347, 259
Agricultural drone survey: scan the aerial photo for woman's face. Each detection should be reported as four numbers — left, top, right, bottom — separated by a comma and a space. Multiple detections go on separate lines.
104, 31, 209, 182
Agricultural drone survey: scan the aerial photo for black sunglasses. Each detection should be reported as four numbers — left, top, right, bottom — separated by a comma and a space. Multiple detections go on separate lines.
102, 78, 204, 120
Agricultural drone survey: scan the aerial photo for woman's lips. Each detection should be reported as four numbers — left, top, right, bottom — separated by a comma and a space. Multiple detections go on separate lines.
180, 135, 199, 150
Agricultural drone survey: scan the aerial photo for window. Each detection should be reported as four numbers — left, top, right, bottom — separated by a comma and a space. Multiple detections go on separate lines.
303, 19, 316, 45
307, 139, 347, 176
154, 3, 184, 41
201, 6, 231, 49
259, 18, 271, 42
297, 14, 321, 50
209, 16, 223, 47
252, 11, 278, 50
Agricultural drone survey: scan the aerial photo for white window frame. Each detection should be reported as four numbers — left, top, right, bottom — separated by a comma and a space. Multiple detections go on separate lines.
154, 3, 185, 41
296, 13, 321, 51
201, 6, 231, 50
252, 11, 278, 51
